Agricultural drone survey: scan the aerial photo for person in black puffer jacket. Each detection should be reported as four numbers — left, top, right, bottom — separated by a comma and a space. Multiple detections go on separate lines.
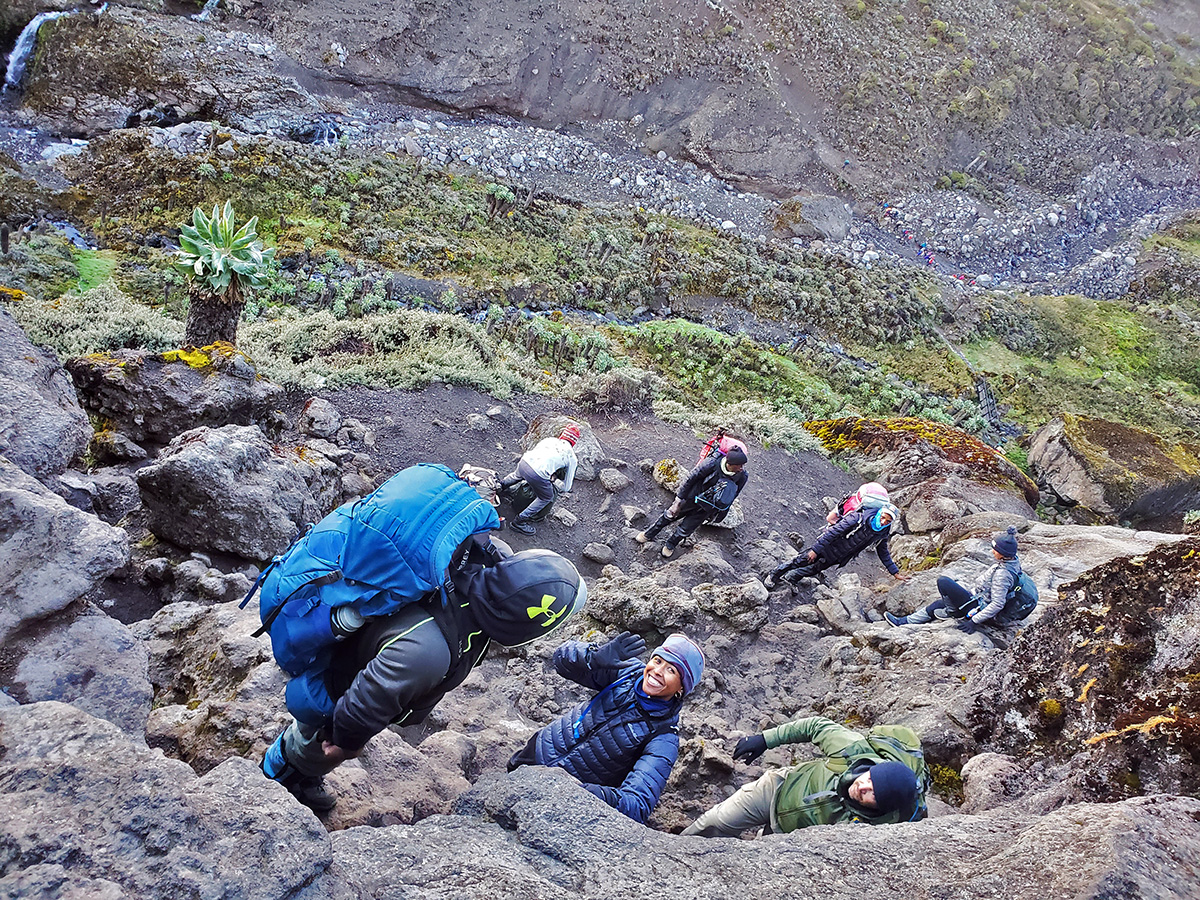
508, 631, 705, 824
765, 503, 905, 588
636, 448, 749, 558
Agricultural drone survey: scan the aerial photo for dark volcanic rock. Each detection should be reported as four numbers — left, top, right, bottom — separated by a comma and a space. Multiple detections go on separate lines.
1029, 414, 1200, 527
0, 455, 129, 645
0, 702, 341, 900
135, 424, 348, 561
67, 346, 285, 446
971, 538, 1200, 803
328, 766, 1200, 900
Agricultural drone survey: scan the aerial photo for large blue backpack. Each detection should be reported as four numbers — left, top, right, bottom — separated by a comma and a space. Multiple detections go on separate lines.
242, 463, 500, 723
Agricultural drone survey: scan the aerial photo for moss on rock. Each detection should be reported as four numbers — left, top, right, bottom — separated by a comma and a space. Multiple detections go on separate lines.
804, 416, 1040, 506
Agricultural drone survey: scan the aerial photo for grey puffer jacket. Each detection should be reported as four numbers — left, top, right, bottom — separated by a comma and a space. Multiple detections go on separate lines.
970, 556, 1022, 624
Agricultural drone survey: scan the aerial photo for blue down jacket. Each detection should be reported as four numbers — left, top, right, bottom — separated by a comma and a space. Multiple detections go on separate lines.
533, 641, 682, 823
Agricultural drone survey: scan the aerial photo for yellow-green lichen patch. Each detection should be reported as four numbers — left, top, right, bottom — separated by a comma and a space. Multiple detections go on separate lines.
161, 341, 251, 374
1062, 413, 1200, 484
803, 416, 1040, 505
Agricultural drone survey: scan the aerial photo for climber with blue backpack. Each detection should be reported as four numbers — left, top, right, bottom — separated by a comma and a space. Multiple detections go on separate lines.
250, 463, 588, 813
636, 445, 749, 558
885, 525, 1038, 632
507, 631, 704, 824
682, 715, 928, 837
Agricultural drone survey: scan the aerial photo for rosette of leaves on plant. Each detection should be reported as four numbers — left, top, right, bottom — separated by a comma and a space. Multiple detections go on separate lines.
176, 200, 275, 347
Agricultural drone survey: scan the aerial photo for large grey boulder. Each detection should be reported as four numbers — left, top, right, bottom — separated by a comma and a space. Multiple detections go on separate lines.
0, 308, 91, 482
12, 608, 151, 739
136, 424, 350, 560
67, 345, 285, 446
329, 766, 1200, 899
0, 702, 341, 900
1028, 414, 1200, 526
0, 455, 129, 645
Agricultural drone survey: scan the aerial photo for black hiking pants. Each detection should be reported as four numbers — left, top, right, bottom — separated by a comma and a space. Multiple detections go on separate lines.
643, 505, 710, 549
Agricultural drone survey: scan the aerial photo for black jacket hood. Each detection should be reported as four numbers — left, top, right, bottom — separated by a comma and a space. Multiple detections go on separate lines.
451, 549, 586, 647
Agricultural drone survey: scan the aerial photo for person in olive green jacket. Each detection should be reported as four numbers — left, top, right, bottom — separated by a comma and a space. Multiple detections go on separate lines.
681, 716, 921, 837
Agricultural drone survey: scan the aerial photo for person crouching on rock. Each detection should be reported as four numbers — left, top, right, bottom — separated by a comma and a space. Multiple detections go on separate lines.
636, 446, 749, 558
508, 631, 704, 824
261, 543, 587, 814
765, 502, 904, 588
501, 423, 581, 535
682, 716, 921, 837
886, 526, 1023, 632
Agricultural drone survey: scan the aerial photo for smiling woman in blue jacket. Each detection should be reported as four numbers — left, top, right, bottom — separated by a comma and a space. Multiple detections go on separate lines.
508, 631, 704, 824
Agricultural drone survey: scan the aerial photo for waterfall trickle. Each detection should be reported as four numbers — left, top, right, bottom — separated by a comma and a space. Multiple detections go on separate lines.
3, 11, 68, 91
194, 0, 221, 22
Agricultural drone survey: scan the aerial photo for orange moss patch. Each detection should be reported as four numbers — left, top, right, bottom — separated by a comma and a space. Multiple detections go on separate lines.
803, 416, 1040, 505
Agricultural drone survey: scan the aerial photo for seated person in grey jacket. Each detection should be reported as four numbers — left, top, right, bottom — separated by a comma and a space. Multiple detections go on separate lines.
508, 631, 704, 824
886, 526, 1024, 632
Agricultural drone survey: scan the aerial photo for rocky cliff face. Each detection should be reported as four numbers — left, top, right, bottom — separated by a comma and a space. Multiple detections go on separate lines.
3, 304, 1200, 894
10, 0, 1200, 203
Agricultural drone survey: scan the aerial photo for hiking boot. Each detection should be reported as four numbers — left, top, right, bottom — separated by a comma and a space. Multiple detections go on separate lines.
884, 612, 907, 627
661, 545, 675, 558
762, 571, 777, 589
635, 531, 651, 544
933, 607, 955, 620
510, 518, 536, 535
289, 777, 337, 813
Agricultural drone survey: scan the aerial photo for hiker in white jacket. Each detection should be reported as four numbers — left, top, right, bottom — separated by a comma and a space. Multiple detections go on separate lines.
502, 424, 580, 534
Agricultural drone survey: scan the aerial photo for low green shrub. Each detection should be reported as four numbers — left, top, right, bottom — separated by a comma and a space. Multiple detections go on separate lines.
239, 308, 527, 397
2, 282, 183, 358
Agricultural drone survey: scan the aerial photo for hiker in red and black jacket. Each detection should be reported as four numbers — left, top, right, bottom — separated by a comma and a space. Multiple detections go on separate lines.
635, 447, 749, 558
765, 503, 905, 588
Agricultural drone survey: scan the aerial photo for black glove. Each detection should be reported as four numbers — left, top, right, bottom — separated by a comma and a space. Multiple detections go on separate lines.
955, 619, 977, 635
593, 631, 647, 668
733, 734, 768, 764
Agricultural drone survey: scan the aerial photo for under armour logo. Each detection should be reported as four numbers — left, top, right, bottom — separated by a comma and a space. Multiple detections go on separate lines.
526, 593, 567, 628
